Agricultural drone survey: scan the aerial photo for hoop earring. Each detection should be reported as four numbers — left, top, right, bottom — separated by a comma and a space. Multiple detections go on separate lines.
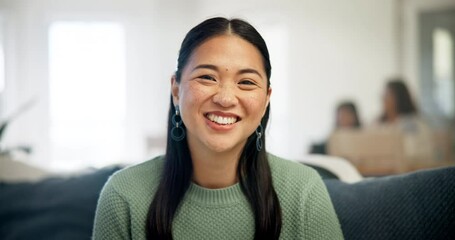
171, 105, 185, 141
255, 124, 263, 151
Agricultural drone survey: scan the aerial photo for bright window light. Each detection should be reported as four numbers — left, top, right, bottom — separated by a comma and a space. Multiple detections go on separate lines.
433, 28, 454, 118
0, 39, 4, 93
49, 21, 126, 171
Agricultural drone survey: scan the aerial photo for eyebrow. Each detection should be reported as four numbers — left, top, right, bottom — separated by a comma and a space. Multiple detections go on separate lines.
193, 64, 218, 72
192, 64, 264, 79
238, 69, 263, 79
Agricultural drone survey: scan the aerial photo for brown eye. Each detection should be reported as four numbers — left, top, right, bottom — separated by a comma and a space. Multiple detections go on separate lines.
199, 75, 216, 81
239, 80, 256, 85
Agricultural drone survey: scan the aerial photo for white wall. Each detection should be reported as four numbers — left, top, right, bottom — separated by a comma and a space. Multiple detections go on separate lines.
0, 0, 403, 168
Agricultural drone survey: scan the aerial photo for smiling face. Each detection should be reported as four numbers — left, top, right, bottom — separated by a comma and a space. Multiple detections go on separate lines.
172, 34, 271, 155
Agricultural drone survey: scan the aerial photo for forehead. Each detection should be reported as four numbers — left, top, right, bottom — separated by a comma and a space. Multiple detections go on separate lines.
184, 34, 265, 73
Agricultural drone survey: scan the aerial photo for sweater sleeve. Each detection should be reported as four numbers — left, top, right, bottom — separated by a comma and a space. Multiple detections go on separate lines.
92, 180, 131, 240
300, 176, 344, 239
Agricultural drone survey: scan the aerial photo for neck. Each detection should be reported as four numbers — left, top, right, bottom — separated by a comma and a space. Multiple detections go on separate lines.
189, 141, 244, 189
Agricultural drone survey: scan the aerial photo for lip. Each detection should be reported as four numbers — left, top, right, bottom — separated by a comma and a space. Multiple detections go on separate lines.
204, 111, 241, 132
205, 111, 241, 119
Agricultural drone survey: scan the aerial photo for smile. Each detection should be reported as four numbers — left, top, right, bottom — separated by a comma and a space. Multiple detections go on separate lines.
205, 113, 240, 125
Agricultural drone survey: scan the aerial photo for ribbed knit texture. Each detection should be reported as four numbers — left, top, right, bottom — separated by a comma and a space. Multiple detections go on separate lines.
92, 154, 343, 239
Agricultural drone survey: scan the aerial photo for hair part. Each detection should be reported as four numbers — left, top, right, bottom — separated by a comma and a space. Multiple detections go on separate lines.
146, 17, 281, 239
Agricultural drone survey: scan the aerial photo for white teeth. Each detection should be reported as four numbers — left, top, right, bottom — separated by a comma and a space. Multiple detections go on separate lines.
206, 113, 238, 125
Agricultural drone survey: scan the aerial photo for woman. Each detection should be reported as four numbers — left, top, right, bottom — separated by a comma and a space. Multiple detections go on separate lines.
93, 17, 343, 240
378, 79, 431, 133
380, 79, 417, 125
311, 101, 361, 154
376, 79, 433, 159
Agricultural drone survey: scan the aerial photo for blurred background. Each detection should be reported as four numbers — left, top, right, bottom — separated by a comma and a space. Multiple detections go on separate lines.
0, 0, 454, 176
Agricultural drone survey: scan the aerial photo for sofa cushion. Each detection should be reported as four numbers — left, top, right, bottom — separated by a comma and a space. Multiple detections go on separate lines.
0, 166, 121, 240
325, 166, 455, 240
2, 163, 454, 240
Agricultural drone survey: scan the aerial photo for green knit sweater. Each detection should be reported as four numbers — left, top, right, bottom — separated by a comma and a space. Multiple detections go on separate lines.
93, 154, 344, 239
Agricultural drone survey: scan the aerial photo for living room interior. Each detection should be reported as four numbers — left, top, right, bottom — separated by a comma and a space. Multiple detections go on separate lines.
0, 0, 454, 239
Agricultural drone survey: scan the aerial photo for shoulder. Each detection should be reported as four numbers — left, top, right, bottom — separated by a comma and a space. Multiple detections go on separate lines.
267, 153, 320, 182
266, 153, 340, 235
102, 155, 165, 200
94, 158, 165, 239
267, 153, 322, 193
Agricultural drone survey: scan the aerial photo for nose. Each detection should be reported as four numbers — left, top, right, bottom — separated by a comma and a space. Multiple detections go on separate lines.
212, 83, 238, 107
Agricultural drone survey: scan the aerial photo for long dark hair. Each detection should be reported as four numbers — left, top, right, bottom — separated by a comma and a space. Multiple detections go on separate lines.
146, 17, 282, 239
380, 79, 417, 122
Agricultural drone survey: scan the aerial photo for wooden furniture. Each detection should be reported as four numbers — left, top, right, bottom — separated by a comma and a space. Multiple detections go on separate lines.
327, 129, 454, 176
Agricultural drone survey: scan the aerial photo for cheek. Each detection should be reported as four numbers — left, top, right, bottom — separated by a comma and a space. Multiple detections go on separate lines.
336, 112, 343, 122
385, 97, 394, 108
243, 93, 267, 116
179, 83, 211, 121
180, 83, 205, 105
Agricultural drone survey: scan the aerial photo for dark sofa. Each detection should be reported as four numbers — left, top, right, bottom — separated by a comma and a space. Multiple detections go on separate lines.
325, 167, 455, 240
1, 165, 454, 240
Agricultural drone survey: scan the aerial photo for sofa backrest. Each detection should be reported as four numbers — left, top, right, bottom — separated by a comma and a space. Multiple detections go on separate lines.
325, 166, 455, 240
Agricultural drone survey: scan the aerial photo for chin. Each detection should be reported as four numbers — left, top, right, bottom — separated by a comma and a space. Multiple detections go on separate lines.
207, 143, 235, 153
205, 140, 241, 154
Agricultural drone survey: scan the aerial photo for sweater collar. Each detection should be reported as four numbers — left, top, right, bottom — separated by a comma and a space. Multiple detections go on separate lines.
186, 182, 246, 206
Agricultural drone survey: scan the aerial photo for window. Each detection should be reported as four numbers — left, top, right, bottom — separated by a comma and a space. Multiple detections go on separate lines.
0, 40, 4, 93
0, 15, 5, 120
49, 22, 126, 170
0, 14, 5, 94
432, 28, 454, 118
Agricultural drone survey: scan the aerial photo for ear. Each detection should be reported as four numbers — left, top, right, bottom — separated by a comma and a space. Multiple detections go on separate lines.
263, 87, 272, 116
171, 75, 180, 106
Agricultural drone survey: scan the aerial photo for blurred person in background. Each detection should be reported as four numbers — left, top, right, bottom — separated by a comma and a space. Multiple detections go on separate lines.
374, 78, 433, 160
336, 101, 362, 129
379, 79, 418, 128
310, 101, 362, 154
